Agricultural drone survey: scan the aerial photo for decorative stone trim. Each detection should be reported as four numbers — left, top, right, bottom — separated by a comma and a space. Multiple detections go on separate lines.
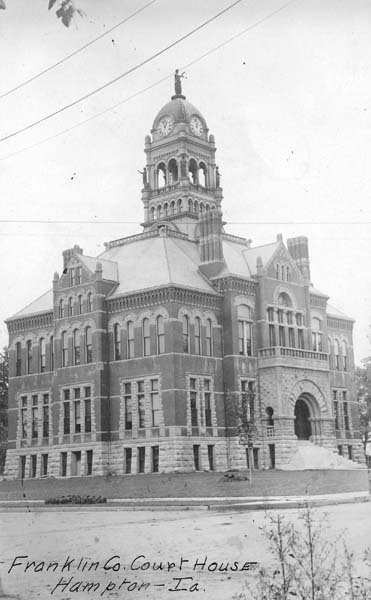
288, 379, 327, 415
6, 312, 53, 334
107, 286, 221, 314
211, 277, 256, 296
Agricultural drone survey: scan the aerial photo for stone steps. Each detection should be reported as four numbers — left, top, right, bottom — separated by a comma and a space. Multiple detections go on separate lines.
284, 441, 364, 470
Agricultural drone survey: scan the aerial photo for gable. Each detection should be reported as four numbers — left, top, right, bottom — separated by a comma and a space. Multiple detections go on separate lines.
264, 243, 304, 284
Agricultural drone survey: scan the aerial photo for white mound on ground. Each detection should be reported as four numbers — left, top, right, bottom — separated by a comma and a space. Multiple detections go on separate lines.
284, 441, 364, 470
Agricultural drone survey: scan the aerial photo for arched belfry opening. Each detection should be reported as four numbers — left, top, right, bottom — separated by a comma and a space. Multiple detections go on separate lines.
294, 397, 312, 440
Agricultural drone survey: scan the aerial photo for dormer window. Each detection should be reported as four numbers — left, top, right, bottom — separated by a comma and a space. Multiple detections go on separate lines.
76, 266, 82, 285
70, 268, 76, 286
87, 292, 92, 312
59, 299, 64, 318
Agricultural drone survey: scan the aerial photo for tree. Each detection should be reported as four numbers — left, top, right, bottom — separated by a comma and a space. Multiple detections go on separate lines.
355, 357, 371, 466
0, 1, 85, 28
228, 388, 258, 484
0, 347, 8, 475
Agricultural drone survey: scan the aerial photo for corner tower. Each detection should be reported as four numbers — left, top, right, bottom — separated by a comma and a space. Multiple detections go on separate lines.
141, 71, 223, 239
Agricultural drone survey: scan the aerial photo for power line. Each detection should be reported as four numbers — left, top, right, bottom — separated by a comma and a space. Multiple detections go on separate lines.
0, 0, 298, 163
0, 0, 242, 144
0, 220, 369, 225
0, 0, 158, 100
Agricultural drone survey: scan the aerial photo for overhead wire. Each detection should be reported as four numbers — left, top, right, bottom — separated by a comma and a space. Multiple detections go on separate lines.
0, 0, 159, 100
0, 0, 298, 162
0, 0, 243, 144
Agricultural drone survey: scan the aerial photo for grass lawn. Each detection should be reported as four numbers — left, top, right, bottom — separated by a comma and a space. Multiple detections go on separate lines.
0, 469, 368, 501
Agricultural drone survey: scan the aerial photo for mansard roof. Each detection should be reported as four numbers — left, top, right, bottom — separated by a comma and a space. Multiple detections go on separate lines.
326, 303, 354, 322
99, 234, 217, 297
9, 289, 53, 320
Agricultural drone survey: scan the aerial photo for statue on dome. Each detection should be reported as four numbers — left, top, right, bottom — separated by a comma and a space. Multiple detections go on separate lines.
174, 69, 186, 95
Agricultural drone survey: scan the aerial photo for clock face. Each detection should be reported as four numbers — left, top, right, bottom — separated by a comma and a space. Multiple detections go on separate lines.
158, 116, 173, 137
190, 116, 203, 137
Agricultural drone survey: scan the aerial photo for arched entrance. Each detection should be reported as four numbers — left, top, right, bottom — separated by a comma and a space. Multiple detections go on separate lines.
294, 398, 311, 440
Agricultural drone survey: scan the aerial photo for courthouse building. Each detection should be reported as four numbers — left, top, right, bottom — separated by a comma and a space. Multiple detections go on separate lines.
4, 77, 362, 479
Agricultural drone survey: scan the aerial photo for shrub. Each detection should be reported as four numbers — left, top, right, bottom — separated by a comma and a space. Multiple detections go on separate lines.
45, 494, 106, 505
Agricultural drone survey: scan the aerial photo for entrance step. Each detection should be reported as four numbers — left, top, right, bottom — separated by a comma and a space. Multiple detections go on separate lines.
284, 441, 364, 470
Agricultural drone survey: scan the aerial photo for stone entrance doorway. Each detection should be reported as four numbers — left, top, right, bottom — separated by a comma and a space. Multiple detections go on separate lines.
294, 398, 311, 440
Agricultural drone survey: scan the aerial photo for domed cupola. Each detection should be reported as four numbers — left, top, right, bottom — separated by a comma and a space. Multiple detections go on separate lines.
140, 70, 223, 240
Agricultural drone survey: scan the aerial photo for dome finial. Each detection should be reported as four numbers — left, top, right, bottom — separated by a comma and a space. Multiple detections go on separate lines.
173, 69, 186, 99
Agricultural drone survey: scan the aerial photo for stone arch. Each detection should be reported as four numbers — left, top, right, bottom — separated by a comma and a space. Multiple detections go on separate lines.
273, 285, 297, 309
288, 379, 327, 415
153, 306, 170, 321
202, 310, 218, 327
123, 313, 137, 325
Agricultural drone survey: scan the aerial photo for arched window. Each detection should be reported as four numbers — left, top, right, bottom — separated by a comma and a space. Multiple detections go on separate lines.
311, 318, 323, 352
40, 338, 46, 372
170, 200, 175, 215
142, 318, 150, 356
156, 315, 165, 354
205, 318, 213, 356
157, 162, 166, 188
168, 158, 178, 183
125, 321, 134, 359
68, 297, 73, 316
73, 329, 80, 365
194, 317, 201, 355
281, 265, 285, 281
188, 158, 198, 184
150, 206, 155, 221
177, 198, 182, 213
334, 339, 340, 370
266, 406, 274, 427
182, 315, 190, 353
286, 266, 290, 282
188, 198, 193, 212
163, 203, 168, 217
62, 332, 68, 367
78, 295, 83, 315
113, 323, 121, 360
59, 299, 64, 318
50, 336, 54, 371
276, 264, 279, 280
87, 293, 92, 312
85, 327, 92, 363
199, 202, 204, 213
194, 200, 199, 213
157, 205, 162, 219
16, 342, 22, 376
199, 162, 207, 187
278, 292, 291, 307
238, 305, 253, 356
26, 340, 32, 374
342, 340, 348, 371
205, 203, 210, 211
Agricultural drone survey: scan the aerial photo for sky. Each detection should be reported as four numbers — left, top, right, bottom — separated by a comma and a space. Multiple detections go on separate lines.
0, 0, 370, 363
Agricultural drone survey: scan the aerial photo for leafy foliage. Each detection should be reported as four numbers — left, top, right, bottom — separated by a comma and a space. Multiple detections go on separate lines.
45, 494, 106, 504
0, 1, 84, 27
355, 358, 371, 463
0, 347, 8, 475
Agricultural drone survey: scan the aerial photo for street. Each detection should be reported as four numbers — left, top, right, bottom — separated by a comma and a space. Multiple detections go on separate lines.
0, 503, 370, 599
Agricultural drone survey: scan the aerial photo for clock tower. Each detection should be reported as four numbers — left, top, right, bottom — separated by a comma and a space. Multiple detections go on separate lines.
141, 72, 223, 240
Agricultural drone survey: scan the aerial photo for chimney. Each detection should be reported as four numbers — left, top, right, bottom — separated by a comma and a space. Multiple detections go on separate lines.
287, 236, 311, 281
62, 244, 83, 270
198, 208, 225, 278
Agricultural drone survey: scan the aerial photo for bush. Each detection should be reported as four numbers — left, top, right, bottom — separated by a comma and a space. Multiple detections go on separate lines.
45, 494, 106, 505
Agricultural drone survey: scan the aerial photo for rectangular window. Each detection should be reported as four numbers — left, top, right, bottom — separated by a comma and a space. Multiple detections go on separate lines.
269, 324, 276, 347
74, 400, 81, 433
333, 400, 339, 430
138, 447, 145, 473
50, 337, 54, 371
86, 450, 93, 475
277, 310, 284, 324
267, 307, 274, 322
253, 448, 259, 470
151, 379, 160, 427
204, 379, 212, 427
348, 446, 353, 460
193, 444, 200, 471
32, 396, 38, 439
137, 381, 146, 428
43, 394, 49, 438
71, 451, 81, 476
297, 329, 304, 349
296, 313, 303, 326
194, 318, 201, 355
338, 445, 343, 456
124, 447, 132, 474
279, 326, 285, 347
21, 396, 27, 439
60, 452, 67, 476
238, 320, 252, 356
19, 455, 26, 479
287, 311, 293, 325
70, 268, 76, 286
151, 446, 159, 473
127, 322, 135, 358
207, 445, 214, 471
30, 455, 37, 478
76, 266, 82, 285
343, 401, 350, 431
63, 402, 70, 435
269, 444, 275, 469
41, 454, 48, 476
85, 399, 91, 433
288, 328, 295, 347
124, 382, 132, 430
241, 380, 255, 420
190, 378, 198, 426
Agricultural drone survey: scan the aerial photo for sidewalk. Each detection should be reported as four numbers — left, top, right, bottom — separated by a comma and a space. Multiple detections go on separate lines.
0, 490, 368, 511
